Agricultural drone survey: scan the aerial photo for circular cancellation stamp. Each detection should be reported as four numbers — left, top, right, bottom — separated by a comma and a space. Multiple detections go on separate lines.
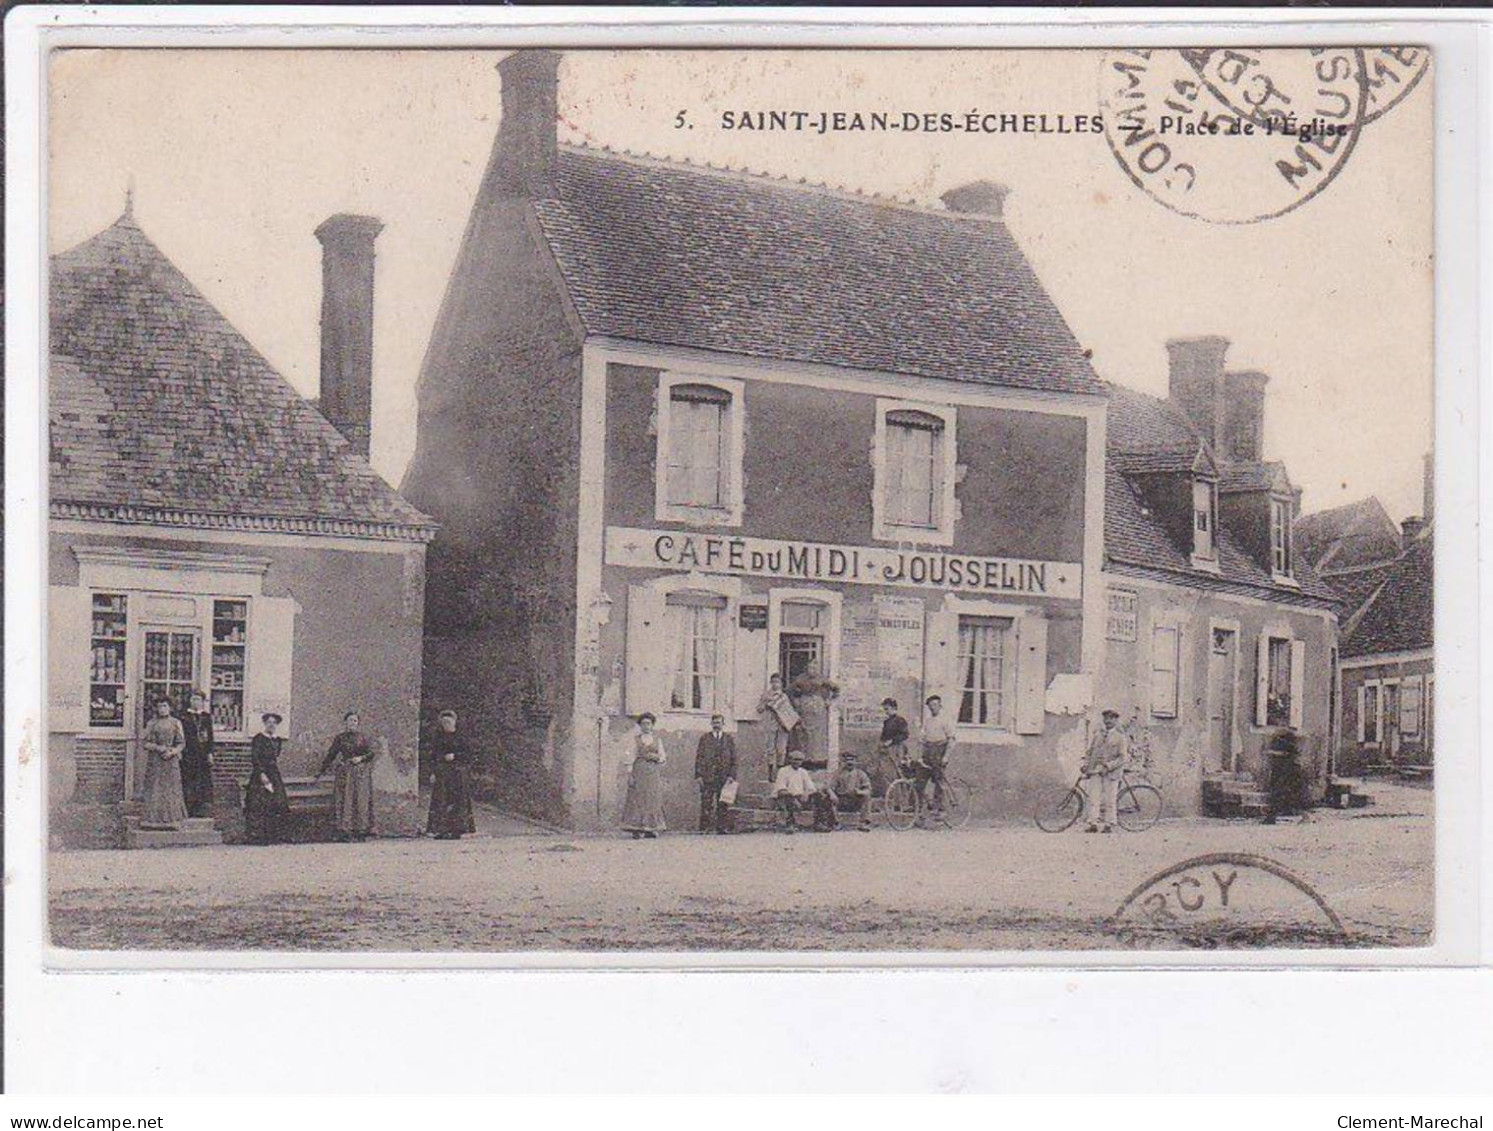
1099, 47, 1375, 224
1109, 852, 1349, 949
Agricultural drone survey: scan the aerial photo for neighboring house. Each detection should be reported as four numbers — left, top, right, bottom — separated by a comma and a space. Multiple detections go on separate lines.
48, 207, 436, 848
1296, 497, 1403, 575
1098, 338, 1341, 814
1319, 457, 1435, 775
402, 50, 1109, 830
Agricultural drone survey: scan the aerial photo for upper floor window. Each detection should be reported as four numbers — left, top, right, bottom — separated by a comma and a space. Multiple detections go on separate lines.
655, 374, 744, 526
874, 400, 958, 545
1270, 497, 1293, 578
1192, 478, 1217, 562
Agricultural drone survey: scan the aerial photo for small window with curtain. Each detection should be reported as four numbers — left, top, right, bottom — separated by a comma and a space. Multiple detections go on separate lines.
1150, 624, 1181, 719
666, 591, 726, 713
665, 383, 731, 510
956, 615, 1014, 729
1266, 636, 1293, 727
1192, 479, 1217, 561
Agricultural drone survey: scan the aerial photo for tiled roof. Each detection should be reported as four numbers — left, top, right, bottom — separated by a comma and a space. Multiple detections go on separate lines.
1218, 460, 1290, 494
531, 146, 1105, 397
50, 214, 434, 540
1342, 529, 1433, 657
1320, 559, 1398, 619
1103, 383, 1336, 607
1296, 497, 1401, 571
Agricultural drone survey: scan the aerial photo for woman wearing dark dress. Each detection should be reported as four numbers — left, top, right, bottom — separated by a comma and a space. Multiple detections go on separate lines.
426, 708, 476, 840
243, 711, 291, 845
318, 710, 378, 840
180, 691, 215, 819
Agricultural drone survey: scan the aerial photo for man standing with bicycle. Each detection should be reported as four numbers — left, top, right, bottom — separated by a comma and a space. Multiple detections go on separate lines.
919, 694, 956, 819
1082, 708, 1129, 833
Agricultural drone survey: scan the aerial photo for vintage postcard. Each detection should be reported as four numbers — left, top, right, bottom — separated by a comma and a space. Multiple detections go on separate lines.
42, 45, 1437, 956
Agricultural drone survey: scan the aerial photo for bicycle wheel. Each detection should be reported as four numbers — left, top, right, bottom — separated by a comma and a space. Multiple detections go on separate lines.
1033, 786, 1085, 833
884, 778, 922, 831
933, 777, 973, 829
1117, 783, 1163, 832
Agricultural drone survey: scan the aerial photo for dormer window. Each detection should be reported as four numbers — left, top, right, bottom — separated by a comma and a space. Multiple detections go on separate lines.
1192, 478, 1218, 563
1270, 496, 1293, 579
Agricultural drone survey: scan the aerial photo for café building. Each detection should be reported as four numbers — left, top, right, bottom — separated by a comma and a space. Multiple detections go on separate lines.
403, 51, 1108, 829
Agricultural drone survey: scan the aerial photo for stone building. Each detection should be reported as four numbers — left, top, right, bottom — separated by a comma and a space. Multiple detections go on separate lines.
402, 50, 1109, 829
1099, 338, 1341, 815
48, 206, 436, 847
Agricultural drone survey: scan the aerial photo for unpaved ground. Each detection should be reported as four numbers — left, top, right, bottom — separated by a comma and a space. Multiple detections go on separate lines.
48, 784, 1433, 952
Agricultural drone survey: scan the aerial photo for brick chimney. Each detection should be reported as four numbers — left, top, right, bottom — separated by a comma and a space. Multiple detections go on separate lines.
314, 213, 383, 457
1166, 336, 1230, 454
495, 49, 560, 198
1222, 369, 1269, 463
941, 180, 1011, 220
1401, 516, 1426, 544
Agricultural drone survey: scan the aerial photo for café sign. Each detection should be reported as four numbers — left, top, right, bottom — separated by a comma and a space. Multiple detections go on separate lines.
604, 526, 1081, 599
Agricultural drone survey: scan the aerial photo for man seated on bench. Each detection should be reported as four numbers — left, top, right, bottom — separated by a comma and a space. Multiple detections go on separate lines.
772, 751, 817, 834
810, 750, 874, 832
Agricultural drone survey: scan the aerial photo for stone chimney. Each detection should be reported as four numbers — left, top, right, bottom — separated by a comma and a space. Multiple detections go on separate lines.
495, 49, 560, 198
1222, 369, 1269, 463
1166, 336, 1230, 455
941, 180, 1011, 220
1401, 516, 1426, 544
314, 213, 383, 457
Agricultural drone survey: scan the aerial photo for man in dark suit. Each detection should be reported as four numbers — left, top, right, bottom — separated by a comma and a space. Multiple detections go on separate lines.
694, 713, 738, 834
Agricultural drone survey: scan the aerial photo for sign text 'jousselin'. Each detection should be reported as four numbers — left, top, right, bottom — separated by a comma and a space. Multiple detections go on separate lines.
604, 527, 1081, 599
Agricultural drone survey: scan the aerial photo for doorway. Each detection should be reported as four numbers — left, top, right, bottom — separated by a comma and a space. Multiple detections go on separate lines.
130, 626, 199, 799
1206, 625, 1238, 773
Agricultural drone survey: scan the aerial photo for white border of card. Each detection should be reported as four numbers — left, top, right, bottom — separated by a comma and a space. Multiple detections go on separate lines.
5, 4, 1491, 1095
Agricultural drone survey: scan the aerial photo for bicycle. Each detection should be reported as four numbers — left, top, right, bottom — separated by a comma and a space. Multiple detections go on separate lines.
870, 745, 974, 832
1033, 769, 1163, 833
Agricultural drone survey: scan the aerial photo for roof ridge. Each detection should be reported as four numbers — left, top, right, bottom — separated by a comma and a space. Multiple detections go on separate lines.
557, 141, 1009, 227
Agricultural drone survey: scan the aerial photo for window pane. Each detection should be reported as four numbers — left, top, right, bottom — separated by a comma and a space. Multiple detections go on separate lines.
1267, 637, 1291, 727
1364, 685, 1380, 742
957, 617, 1011, 727
667, 393, 726, 508
1401, 682, 1421, 735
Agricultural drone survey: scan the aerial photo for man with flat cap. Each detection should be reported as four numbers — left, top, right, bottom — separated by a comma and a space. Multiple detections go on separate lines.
427, 708, 476, 840
1082, 708, 1129, 833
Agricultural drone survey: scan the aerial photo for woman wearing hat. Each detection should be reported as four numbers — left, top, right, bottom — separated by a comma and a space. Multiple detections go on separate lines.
426, 708, 476, 840
620, 712, 667, 839
244, 711, 291, 844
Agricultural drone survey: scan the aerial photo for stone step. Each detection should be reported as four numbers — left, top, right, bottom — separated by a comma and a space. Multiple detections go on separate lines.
123, 815, 223, 849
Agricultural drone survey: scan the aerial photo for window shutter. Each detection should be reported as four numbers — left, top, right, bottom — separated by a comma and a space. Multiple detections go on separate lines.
1356, 685, 1366, 742
1289, 639, 1306, 729
48, 586, 91, 733
922, 605, 959, 706
625, 585, 669, 716
248, 595, 297, 737
1015, 615, 1049, 735
1255, 635, 1271, 727
884, 425, 905, 526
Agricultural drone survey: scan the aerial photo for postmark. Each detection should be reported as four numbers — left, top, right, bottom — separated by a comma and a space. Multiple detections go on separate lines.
1100, 48, 1376, 224
1110, 853, 1349, 948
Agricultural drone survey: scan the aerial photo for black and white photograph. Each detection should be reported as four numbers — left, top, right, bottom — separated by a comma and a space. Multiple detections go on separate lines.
35, 43, 1443, 956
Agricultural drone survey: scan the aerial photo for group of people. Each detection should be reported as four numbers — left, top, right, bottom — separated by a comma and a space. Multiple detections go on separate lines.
616, 680, 962, 839
137, 696, 480, 845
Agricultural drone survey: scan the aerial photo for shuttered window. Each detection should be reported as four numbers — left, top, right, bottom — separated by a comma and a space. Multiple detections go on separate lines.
885, 410, 943, 529
1150, 625, 1181, 719
665, 384, 730, 509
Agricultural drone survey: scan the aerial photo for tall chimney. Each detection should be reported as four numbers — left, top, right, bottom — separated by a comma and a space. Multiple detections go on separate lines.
1166, 336, 1230, 455
1222, 369, 1269, 463
495, 50, 560, 198
315, 213, 383, 457
1422, 450, 1434, 522
941, 180, 1011, 220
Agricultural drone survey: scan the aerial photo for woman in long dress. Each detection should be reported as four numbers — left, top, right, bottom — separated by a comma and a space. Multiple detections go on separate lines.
427, 708, 476, 840
318, 710, 378, 840
620, 712, 667, 839
243, 712, 291, 845
140, 697, 188, 830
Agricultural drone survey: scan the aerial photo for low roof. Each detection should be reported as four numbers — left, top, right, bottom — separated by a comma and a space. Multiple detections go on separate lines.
50, 214, 435, 541
531, 146, 1105, 398
1342, 529, 1433, 658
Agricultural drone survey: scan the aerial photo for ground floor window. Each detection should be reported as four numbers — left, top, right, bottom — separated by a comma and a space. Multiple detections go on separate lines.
956, 615, 1014, 728
89, 593, 128, 728
1150, 624, 1181, 719
666, 593, 725, 713
1362, 682, 1381, 743
1400, 676, 1423, 737
1266, 637, 1292, 727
